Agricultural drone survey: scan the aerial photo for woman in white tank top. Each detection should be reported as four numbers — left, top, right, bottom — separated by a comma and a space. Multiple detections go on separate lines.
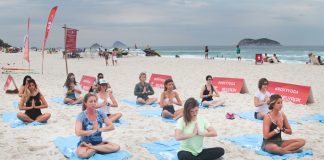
96, 79, 122, 122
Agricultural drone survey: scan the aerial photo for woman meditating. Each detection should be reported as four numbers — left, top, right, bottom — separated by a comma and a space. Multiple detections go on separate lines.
18, 75, 33, 97
200, 75, 225, 108
17, 79, 51, 123
254, 78, 271, 120
75, 93, 120, 158
96, 79, 122, 122
175, 98, 225, 160
160, 79, 183, 120
262, 94, 305, 155
134, 72, 157, 105
63, 73, 83, 104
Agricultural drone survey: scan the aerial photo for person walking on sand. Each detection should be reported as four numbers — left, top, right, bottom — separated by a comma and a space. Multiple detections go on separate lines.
236, 45, 241, 61
104, 49, 109, 66
112, 48, 118, 66
204, 46, 209, 59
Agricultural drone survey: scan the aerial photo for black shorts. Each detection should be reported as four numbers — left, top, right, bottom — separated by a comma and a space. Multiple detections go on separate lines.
25, 109, 42, 120
254, 112, 258, 119
162, 105, 175, 114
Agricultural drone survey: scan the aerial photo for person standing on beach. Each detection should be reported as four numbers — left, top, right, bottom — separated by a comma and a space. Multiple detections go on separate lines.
236, 45, 241, 61
204, 46, 209, 59
175, 98, 225, 160
104, 49, 109, 66
112, 48, 118, 66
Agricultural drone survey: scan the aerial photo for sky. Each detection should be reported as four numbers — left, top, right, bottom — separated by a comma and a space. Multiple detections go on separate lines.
0, 0, 323, 48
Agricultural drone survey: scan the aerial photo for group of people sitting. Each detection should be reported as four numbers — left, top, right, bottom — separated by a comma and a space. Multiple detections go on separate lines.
14, 73, 306, 159
263, 53, 281, 63
307, 52, 323, 65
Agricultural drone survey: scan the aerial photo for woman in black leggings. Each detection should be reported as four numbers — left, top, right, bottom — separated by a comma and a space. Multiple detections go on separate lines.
175, 98, 224, 160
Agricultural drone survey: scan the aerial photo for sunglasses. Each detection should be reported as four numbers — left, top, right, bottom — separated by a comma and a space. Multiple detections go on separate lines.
207, 79, 213, 81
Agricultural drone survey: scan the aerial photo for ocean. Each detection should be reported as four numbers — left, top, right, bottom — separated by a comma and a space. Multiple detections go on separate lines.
152, 46, 324, 64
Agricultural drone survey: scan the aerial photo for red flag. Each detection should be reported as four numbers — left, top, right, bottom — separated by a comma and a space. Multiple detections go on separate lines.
42, 6, 58, 52
23, 17, 30, 62
41, 6, 58, 74
65, 28, 78, 52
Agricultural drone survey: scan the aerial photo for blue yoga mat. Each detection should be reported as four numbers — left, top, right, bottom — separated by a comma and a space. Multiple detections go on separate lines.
50, 97, 81, 106
121, 99, 159, 107
141, 139, 179, 160
12, 100, 19, 108
1, 112, 46, 128
112, 119, 128, 127
302, 114, 324, 123
137, 109, 177, 123
54, 135, 132, 160
236, 111, 299, 125
224, 134, 313, 159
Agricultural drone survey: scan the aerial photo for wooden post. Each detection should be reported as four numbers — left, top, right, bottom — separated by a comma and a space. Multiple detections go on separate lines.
63, 24, 69, 76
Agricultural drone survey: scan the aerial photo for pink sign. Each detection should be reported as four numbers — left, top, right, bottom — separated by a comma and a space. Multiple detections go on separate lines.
212, 77, 248, 93
149, 73, 172, 89
3, 75, 18, 91
80, 75, 96, 91
268, 81, 314, 105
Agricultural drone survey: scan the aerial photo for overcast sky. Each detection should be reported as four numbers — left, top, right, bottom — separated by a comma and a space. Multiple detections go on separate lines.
1, 0, 323, 48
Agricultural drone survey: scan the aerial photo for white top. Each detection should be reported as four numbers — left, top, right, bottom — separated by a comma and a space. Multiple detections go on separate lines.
97, 96, 112, 115
63, 84, 81, 98
254, 90, 271, 113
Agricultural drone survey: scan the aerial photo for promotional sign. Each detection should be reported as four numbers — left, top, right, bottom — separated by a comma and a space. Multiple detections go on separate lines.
212, 77, 248, 93
149, 74, 172, 89
65, 28, 77, 52
3, 75, 18, 91
23, 17, 30, 62
268, 81, 314, 105
80, 75, 96, 91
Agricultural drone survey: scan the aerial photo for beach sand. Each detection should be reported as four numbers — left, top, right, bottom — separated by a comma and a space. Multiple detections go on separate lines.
0, 51, 323, 160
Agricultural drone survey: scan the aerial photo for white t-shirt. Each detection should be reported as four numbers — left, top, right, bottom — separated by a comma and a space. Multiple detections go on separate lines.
63, 84, 81, 98
97, 96, 112, 115
254, 90, 271, 113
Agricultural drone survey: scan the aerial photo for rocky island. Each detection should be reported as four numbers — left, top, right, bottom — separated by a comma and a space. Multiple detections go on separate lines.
238, 38, 281, 46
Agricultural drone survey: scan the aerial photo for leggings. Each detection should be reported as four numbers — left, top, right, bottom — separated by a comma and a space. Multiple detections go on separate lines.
178, 147, 225, 160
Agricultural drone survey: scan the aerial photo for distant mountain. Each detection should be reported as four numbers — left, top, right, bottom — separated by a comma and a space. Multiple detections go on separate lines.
238, 38, 281, 46
112, 41, 127, 48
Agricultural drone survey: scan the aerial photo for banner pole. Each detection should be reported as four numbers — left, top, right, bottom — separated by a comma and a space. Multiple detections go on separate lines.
63, 24, 69, 76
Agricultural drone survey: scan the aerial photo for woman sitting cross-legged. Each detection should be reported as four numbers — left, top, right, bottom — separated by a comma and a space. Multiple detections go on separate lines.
75, 93, 120, 158
200, 75, 225, 108
17, 79, 51, 123
96, 79, 122, 122
160, 79, 183, 120
175, 97, 225, 160
262, 94, 305, 155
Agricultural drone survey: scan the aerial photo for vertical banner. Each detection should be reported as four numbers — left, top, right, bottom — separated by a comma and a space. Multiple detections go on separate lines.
41, 6, 58, 74
23, 17, 30, 62
65, 28, 77, 52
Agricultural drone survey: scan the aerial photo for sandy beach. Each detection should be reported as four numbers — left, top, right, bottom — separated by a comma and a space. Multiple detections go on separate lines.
0, 52, 323, 160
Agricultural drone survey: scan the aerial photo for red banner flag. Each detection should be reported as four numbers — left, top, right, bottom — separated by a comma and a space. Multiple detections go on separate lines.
65, 28, 77, 52
149, 73, 172, 89
41, 6, 58, 74
212, 77, 248, 93
80, 75, 96, 91
23, 17, 30, 62
3, 75, 18, 91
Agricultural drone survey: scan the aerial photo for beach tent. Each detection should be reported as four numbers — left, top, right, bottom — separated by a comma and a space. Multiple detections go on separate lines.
88, 43, 101, 57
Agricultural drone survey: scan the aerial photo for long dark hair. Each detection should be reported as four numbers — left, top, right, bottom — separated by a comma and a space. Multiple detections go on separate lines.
22, 75, 32, 86
183, 98, 199, 126
82, 93, 97, 111
164, 79, 176, 91
268, 94, 282, 110
64, 73, 77, 87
